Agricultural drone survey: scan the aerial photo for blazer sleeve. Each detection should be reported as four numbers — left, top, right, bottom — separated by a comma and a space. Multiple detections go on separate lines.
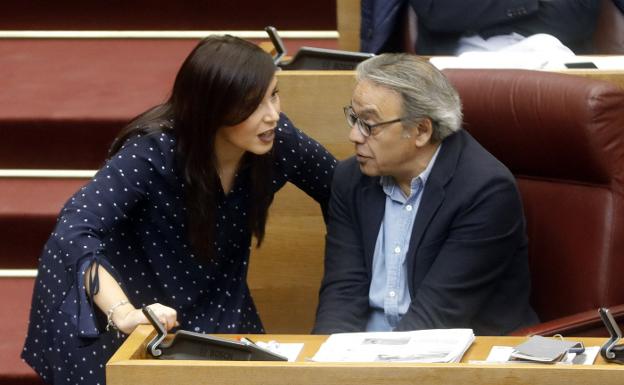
396, 173, 527, 332
409, 0, 539, 32
313, 161, 371, 333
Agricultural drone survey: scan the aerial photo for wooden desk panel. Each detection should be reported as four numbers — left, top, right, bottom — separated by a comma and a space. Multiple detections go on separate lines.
337, 0, 360, 51
108, 325, 623, 385
568, 69, 624, 89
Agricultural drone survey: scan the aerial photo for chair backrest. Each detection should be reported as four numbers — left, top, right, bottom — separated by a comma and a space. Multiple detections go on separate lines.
593, 0, 624, 54
443, 69, 624, 322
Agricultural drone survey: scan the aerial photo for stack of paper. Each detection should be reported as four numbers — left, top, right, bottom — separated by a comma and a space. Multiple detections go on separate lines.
311, 329, 475, 363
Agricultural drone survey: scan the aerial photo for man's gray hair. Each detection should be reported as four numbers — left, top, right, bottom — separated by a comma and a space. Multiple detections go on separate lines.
356, 53, 463, 142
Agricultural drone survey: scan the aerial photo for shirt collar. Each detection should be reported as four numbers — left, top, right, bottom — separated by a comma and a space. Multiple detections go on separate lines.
380, 144, 442, 198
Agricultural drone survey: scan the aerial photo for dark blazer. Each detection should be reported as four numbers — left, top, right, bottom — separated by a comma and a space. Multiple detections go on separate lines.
361, 0, 600, 54
360, 0, 406, 53
409, 0, 600, 54
313, 129, 538, 335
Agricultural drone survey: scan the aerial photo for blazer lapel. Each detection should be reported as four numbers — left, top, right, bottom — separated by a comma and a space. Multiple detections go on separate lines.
407, 181, 445, 267
360, 177, 385, 270
406, 130, 465, 275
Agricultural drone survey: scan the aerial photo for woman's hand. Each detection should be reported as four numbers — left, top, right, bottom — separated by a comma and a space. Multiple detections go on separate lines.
112, 302, 179, 335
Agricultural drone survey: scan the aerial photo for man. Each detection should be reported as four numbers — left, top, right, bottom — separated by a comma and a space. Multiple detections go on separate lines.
361, 0, 600, 55
313, 54, 538, 334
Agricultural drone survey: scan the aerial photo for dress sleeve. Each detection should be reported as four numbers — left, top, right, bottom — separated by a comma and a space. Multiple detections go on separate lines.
273, 114, 337, 212
52, 132, 173, 339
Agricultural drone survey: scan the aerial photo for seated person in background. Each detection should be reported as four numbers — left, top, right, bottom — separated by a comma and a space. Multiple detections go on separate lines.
361, 0, 600, 55
22, 35, 336, 385
313, 54, 538, 334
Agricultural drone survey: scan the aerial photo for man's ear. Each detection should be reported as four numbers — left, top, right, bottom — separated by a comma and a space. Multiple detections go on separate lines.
413, 118, 433, 147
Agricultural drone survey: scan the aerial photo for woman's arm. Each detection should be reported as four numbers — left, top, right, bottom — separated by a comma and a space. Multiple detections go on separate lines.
85, 264, 178, 334
49, 132, 179, 338
273, 114, 338, 211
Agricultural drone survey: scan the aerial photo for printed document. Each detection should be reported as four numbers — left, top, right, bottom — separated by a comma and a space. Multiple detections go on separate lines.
311, 329, 475, 363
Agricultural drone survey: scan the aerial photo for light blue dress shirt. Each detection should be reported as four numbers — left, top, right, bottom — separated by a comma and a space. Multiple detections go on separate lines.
366, 145, 441, 331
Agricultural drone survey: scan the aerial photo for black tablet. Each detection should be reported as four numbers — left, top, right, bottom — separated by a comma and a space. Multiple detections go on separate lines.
142, 306, 287, 361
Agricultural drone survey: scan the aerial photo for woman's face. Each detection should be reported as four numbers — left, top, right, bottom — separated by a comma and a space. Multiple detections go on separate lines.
216, 75, 280, 156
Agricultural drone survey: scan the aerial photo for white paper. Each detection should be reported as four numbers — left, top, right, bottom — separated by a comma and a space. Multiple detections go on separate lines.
430, 53, 551, 70
311, 329, 475, 363
565, 346, 600, 365
255, 341, 304, 362
430, 54, 624, 71
485, 346, 515, 362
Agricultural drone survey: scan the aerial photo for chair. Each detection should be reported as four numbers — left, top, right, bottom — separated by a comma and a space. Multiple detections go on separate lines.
442, 69, 624, 336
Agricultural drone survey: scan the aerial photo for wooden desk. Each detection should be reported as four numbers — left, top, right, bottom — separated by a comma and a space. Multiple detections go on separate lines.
107, 325, 623, 385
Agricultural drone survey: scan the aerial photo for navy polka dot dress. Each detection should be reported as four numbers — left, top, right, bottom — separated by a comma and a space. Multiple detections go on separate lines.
21, 114, 337, 385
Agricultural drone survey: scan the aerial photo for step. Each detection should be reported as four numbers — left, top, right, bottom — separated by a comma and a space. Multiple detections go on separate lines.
2, 0, 335, 30
0, 37, 338, 169
0, 177, 88, 268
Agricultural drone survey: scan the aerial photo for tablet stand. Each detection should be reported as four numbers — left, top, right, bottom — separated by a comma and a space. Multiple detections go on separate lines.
265, 26, 374, 70
142, 307, 287, 361
599, 307, 624, 364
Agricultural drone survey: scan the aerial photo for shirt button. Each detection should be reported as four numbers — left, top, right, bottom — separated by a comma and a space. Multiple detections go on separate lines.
388, 291, 396, 298
194, 327, 201, 332
405, 205, 413, 211
394, 246, 401, 254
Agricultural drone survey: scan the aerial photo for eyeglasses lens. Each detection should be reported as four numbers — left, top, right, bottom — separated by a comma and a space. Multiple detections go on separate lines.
344, 106, 371, 136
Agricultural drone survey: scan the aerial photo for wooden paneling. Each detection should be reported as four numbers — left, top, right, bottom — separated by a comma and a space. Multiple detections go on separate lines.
566, 70, 624, 89
109, 327, 623, 385
337, 0, 361, 51
276, 71, 357, 161
248, 71, 355, 333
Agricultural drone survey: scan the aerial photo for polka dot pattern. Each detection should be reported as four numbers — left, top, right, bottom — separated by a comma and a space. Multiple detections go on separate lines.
22, 114, 336, 384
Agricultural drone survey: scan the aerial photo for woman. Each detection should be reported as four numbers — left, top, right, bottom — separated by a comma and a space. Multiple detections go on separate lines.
22, 35, 336, 384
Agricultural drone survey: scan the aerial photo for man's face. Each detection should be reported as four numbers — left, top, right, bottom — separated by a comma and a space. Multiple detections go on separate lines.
349, 80, 417, 178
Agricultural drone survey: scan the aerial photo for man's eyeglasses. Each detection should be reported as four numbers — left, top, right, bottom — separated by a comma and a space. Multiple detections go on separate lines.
343, 105, 407, 137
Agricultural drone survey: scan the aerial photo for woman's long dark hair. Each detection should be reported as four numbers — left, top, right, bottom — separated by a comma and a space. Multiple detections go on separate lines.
109, 35, 276, 260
